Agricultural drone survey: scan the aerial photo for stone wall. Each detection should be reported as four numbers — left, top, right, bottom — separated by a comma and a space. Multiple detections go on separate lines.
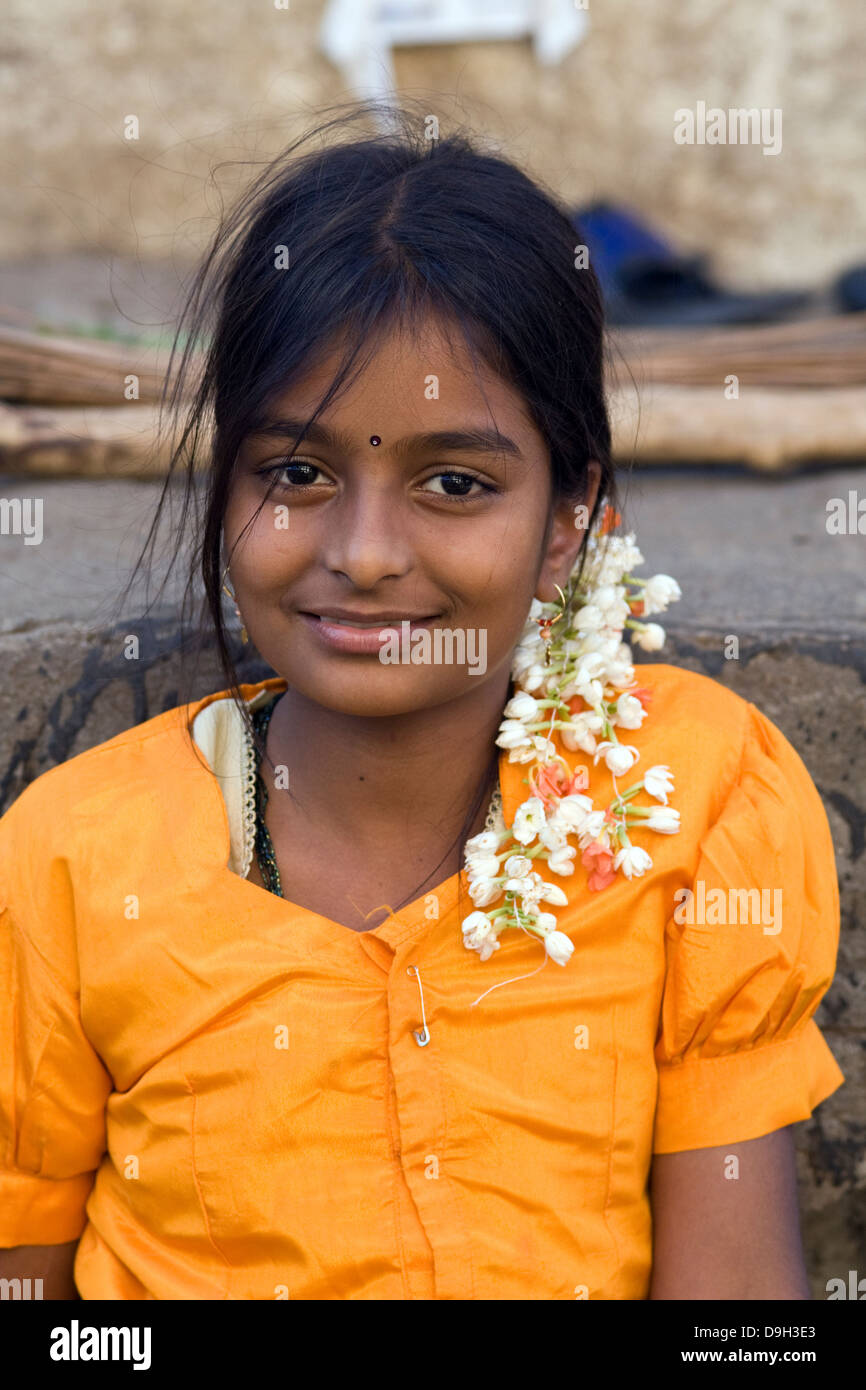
3, 0, 865, 288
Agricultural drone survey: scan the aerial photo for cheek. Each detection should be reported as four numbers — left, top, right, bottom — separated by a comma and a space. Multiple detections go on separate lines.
448, 515, 542, 610
224, 488, 309, 594
433, 542, 536, 665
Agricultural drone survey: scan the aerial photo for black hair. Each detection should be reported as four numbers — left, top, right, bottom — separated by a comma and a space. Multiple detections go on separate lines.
123, 97, 622, 922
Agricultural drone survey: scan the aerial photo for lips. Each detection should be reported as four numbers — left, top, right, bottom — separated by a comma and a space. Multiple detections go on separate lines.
316, 618, 387, 628
303, 610, 439, 625
299, 610, 439, 654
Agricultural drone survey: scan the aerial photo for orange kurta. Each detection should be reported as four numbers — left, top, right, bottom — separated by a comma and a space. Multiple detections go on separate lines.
0, 664, 845, 1299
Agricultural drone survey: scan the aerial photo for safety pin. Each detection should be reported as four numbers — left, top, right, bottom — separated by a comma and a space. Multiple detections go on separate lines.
406, 965, 430, 1046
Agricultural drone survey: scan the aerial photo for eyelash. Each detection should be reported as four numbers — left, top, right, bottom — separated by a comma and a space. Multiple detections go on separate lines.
258, 459, 498, 501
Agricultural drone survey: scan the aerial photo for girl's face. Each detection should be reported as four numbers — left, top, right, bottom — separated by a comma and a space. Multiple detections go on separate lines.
223, 315, 600, 718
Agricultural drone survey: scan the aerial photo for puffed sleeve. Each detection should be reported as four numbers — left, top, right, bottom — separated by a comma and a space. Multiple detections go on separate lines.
0, 774, 112, 1245
652, 700, 845, 1153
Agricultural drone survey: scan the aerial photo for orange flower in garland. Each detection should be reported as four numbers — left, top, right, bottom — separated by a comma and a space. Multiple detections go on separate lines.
529, 761, 589, 812
581, 837, 618, 892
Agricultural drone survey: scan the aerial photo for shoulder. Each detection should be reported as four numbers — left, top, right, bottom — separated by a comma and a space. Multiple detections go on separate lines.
630, 661, 752, 735
609, 661, 756, 817
0, 680, 270, 844
629, 661, 825, 811
2, 703, 199, 834
576, 661, 825, 865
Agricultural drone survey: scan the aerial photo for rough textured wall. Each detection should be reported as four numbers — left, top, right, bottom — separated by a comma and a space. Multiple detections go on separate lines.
3, 0, 864, 287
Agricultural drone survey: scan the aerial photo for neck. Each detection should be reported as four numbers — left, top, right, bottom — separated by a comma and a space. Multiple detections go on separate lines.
263, 670, 511, 855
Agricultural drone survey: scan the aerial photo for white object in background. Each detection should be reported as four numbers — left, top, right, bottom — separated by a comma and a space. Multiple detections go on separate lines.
319, 0, 589, 108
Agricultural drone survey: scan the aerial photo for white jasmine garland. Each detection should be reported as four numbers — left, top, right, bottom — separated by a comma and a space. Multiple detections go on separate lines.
643, 765, 675, 804
614, 693, 647, 730
594, 741, 640, 776
612, 844, 653, 879
466, 851, 501, 879
512, 797, 547, 844
496, 719, 534, 750
465, 830, 505, 854
538, 824, 569, 852
631, 622, 666, 652
556, 793, 594, 828
461, 503, 683, 967
503, 692, 540, 721
461, 911, 501, 961
641, 575, 682, 614
544, 931, 576, 966
576, 811, 608, 847
468, 877, 502, 907
641, 806, 681, 833
547, 846, 577, 875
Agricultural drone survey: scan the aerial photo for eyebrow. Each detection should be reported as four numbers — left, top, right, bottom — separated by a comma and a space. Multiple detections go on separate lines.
248, 416, 523, 459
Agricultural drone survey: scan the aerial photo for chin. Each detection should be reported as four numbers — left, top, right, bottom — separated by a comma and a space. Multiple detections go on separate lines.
283, 662, 490, 718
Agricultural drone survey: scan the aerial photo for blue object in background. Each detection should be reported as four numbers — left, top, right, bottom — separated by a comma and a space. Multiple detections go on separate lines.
571, 201, 675, 299
571, 199, 811, 326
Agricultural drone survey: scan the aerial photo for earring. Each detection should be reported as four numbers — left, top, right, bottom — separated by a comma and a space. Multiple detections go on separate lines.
533, 585, 567, 667
534, 610, 555, 666
221, 573, 249, 645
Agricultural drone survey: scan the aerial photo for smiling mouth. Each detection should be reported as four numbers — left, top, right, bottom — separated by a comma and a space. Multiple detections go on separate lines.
301, 613, 439, 628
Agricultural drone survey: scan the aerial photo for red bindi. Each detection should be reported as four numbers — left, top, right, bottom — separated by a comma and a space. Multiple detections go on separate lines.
369, 435, 381, 446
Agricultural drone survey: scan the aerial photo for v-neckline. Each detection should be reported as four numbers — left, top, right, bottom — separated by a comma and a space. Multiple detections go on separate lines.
240, 850, 467, 948
191, 678, 524, 950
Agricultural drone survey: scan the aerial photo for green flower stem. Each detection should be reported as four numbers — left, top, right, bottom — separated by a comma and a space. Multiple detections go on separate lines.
524, 719, 582, 732
511, 900, 543, 939
610, 783, 645, 811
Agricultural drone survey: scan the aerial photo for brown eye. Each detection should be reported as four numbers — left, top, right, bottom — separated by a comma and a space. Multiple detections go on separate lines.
422, 472, 493, 498
261, 460, 328, 487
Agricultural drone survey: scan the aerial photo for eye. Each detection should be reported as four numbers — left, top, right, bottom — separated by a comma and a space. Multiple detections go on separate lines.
259, 459, 330, 488
420, 471, 496, 499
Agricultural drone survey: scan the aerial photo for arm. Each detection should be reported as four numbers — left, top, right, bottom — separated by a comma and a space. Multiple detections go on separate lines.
649, 1125, 813, 1299
0, 1241, 81, 1300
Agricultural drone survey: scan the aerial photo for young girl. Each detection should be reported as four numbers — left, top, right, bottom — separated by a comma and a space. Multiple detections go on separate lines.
0, 103, 844, 1301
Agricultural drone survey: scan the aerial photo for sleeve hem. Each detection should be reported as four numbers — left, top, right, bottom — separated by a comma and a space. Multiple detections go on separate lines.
652, 1018, 845, 1154
0, 1169, 94, 1247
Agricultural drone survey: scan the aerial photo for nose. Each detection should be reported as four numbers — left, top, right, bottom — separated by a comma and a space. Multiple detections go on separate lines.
322, 481, 414, 588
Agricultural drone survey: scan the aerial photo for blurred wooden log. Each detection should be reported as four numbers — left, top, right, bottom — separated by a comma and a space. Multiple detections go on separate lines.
0, 403, 178, 476
2, 386, 865, 476
0, 324, 191, 406
609, 385, 866, 471
610, 311, 866, 388
3, 314, 866, 406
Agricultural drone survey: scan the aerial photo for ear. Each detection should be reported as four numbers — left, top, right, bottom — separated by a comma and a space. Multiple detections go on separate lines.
534, 460, 603, 603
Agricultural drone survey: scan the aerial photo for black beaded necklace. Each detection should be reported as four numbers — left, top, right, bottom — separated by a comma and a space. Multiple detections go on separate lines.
250, 693, 502, 903
251, 697, 284, 898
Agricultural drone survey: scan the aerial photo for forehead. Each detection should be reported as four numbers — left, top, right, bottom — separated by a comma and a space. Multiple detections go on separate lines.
263, 313, 530, 429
